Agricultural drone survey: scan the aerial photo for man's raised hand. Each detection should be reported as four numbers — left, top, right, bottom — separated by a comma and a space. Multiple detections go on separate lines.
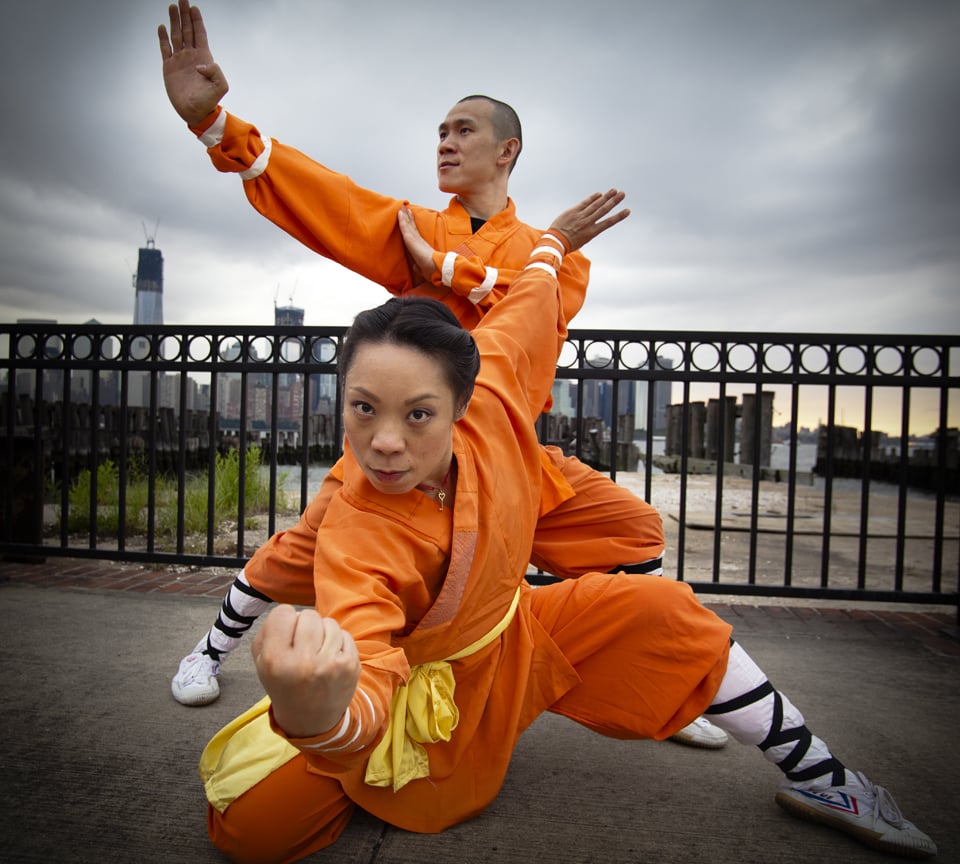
548, 190, 630, 253
158, 0, 228, 126
397, 206, 439, 282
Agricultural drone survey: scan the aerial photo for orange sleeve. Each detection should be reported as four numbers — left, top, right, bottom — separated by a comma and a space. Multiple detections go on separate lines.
472, 231, 571, 422
189, 111, 589, 334
428, 247, 588, 360
191, 108, 417, 294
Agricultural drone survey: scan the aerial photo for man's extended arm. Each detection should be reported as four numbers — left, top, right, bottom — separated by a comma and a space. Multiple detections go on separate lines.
158, 1, 591, 322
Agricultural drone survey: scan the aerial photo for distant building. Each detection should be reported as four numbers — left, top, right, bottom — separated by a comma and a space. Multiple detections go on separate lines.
133, 242, 164, 328
274, 304, 304, 329
578, 353, 639, 425
130, 240, 164, 408
14, 318, 59, 401
550, 379, 576, 417
276, 303, 338, 413
636, 356, 674, 434
12, 317, 120, 406
552, 352, 673, 436
275, 304, 305, 425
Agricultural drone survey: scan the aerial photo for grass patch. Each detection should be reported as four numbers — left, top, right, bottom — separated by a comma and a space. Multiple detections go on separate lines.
62, 448, 287, 538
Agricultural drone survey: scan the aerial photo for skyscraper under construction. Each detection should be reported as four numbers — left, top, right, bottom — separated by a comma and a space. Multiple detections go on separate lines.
133, 239, 164, 327
129, 238, 163, 408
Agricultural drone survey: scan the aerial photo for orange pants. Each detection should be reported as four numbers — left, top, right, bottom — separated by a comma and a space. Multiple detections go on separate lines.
208, 574, 731, 863
245, 447, 665, 605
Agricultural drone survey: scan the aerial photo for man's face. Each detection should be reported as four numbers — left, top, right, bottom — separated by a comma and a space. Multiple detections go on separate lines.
436, 100, 503, 195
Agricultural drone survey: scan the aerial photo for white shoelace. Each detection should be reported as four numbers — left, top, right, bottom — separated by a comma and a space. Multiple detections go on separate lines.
181, 654, 219, 685
854, 771, 907, 829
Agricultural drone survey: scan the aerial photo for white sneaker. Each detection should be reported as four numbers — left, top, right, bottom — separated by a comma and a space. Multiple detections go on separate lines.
171, 644, 221, 706
776, 771, 937, 859
669, 716, 729, 749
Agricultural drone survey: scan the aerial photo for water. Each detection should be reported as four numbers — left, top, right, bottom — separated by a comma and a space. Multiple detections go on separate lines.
633, 439, 817, 474
770, 442, 817, 472
259, 463, 332, 501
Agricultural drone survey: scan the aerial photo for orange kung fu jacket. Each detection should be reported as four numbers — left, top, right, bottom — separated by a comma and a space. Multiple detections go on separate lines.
191, 107, 590, 514
273, 237, 583, 833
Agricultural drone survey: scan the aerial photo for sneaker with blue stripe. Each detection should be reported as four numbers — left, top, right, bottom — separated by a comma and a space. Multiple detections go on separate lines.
775, 771, 936, 859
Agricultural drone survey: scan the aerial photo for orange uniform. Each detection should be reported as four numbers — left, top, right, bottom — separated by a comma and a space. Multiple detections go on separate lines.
207, 232, 732, 863
191, 108, 665, 607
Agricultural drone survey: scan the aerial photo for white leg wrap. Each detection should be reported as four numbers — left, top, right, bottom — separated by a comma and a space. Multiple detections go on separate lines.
705, 642, 845, 788
204, 570, 273, 659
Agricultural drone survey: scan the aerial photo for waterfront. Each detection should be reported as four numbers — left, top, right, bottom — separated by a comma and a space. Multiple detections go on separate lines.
251, 454, 957, 608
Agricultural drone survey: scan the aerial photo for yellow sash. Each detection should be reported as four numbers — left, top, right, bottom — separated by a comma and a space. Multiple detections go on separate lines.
199, 586, 521, 810
364, 586, 521, 792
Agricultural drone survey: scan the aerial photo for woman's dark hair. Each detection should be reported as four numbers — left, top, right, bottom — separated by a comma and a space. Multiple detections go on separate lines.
339, 297, 480, 410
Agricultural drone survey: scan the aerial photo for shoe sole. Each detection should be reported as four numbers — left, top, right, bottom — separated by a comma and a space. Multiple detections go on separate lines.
775, 791, 936, 860
171, 682, 221, 707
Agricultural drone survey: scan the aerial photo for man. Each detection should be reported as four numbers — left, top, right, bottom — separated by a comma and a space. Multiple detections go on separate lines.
158, 0, 726, 750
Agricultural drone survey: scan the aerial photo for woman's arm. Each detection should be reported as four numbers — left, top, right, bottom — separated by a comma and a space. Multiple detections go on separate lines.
399, 191, 629, 418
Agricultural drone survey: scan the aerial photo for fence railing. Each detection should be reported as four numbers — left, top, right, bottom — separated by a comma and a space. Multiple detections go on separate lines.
2, 323, 957, 615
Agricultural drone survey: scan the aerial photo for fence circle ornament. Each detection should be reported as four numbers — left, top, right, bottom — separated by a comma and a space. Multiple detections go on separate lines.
249, 336, 274, 362
761, 343, 793, 375
911, 346, 941, 377
655, 342, 684, 371
128, 334, 151, 361
616, 341, 650, 371
557, 340, 579, 369
874, 346, 905, 376
69, 334, 93, 361
279, 336, 305, 364
14, 334, 37, 359
42, 334, 65, 360
727, 342, 759, 374
799, 344, 829, 375
188, 336, 214, 363
837, 345, 868, 375
218, 337, 242, 363
99, 334, 122, 361
311, 336, 337, 364
690, 342, 721, 373
159, 334, 183, 362
584, 340, 614, 369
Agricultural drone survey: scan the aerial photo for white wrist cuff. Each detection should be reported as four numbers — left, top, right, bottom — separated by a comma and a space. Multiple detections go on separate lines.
239, 134, 272, 181
198, 110, 227, 148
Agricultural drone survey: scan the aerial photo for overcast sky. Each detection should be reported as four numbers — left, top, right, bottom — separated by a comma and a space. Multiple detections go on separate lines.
1, 0, 958, 337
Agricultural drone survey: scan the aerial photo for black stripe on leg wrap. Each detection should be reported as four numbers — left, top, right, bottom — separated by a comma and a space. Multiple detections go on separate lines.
704, 681, 774, 715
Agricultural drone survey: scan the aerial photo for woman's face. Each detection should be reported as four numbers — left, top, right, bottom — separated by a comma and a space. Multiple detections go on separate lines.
343, 341, 459, 496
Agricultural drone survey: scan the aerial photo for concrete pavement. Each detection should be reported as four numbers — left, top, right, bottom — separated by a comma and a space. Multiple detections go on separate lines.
1, 559, 958, 863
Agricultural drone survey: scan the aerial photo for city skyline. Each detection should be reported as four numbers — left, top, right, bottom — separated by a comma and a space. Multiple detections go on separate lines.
3, 233, 953, 443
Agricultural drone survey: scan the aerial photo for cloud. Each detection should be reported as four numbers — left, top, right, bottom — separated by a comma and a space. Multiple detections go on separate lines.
0, 0, 957, 337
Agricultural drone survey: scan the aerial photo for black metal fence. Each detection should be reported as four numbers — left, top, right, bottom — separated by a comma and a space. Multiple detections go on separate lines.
2, 323, 957, 613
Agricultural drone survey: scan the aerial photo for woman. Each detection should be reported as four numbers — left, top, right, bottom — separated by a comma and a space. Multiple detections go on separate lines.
203, 192, 935, 862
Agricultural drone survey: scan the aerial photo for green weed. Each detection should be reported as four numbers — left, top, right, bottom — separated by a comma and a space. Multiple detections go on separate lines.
62, 448, 287, 540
